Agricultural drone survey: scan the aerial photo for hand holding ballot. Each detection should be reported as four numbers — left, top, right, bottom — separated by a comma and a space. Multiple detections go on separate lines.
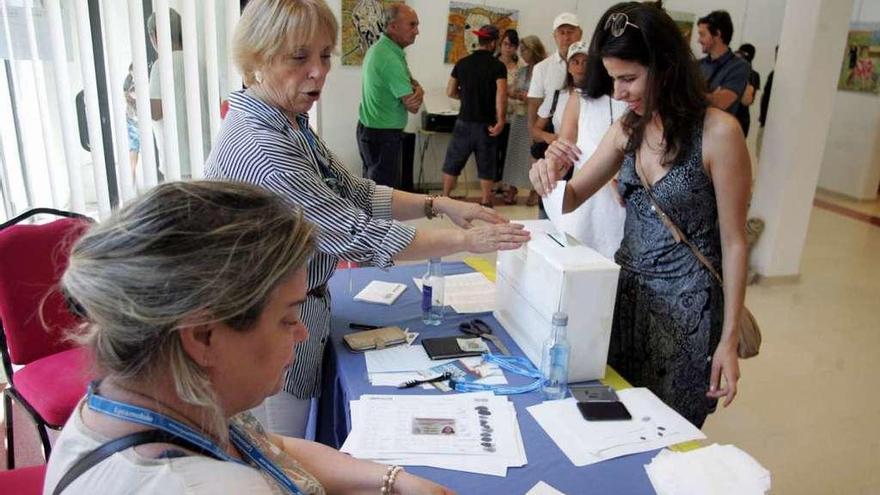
529, 155, 572, 197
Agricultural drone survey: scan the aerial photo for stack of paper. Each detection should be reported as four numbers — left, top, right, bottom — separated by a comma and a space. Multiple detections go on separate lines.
527, 388, 706, 467
644, 444, 771, 495
364, 344, 506, 389
413, 272, 495, 313
342, 392, 527, 476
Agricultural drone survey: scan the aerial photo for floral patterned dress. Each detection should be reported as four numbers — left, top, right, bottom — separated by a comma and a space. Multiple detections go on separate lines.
610, 124, 724, 427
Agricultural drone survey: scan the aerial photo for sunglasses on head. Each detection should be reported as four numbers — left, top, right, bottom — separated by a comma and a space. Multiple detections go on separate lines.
604, 12, 640, 37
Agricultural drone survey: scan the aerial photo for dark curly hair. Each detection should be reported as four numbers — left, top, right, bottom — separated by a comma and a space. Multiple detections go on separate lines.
582, 2, 707, 165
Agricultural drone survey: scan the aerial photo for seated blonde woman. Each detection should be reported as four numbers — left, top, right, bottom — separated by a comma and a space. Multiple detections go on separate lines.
43, 181, 452, 494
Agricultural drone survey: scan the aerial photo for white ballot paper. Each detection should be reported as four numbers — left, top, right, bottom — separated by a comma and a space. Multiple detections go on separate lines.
527, 388, 706, 467
413, 272, 495, 313
342, 392, 526, 476
543, 180, 568, 234
535, 180, 626, 260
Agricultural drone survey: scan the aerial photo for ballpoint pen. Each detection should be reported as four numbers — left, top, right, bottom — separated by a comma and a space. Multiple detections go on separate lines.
398, 372, 452, 389
349, 322, 380, 330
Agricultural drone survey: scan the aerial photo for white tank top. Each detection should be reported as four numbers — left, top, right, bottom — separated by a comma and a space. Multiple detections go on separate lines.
558, 93, 629, 260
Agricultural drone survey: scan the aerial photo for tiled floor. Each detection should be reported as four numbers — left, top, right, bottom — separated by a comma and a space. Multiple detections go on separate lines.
4, 192, 880, 494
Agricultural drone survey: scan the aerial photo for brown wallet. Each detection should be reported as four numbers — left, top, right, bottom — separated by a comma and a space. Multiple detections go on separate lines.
342, 326, 407, 352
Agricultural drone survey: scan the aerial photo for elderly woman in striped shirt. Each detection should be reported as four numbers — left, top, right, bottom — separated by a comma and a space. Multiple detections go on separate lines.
206, 0, 530, 438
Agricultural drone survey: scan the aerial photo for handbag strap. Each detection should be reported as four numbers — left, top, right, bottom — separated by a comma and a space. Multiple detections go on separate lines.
608, 97, 614, 126
634, 153, 724, 286
548, 89, 561, 118
53, 429, 223, 495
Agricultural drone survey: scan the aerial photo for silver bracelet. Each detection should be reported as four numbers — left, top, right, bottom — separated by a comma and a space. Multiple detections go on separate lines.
381, 465, 404, 494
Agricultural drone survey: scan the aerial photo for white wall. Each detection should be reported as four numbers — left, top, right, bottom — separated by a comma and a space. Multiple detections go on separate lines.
319, 0, 788, 181
817, 0, 880, 200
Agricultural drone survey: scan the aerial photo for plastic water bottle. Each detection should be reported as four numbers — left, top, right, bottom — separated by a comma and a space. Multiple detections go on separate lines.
421, 257, 444, 325
540, 312, 571, 400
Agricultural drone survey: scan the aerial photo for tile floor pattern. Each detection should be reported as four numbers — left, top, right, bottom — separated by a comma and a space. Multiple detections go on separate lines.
3, 192, 879, 495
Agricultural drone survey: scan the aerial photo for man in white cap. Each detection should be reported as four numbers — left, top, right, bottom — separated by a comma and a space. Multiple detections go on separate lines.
526, 12, 582, 213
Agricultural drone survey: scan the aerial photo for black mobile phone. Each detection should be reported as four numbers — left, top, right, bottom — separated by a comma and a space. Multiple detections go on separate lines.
576, 401, 632, 421
570, 384, 619, 403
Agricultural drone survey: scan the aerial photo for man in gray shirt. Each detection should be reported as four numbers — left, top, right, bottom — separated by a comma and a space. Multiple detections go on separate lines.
697, 10, 750, 119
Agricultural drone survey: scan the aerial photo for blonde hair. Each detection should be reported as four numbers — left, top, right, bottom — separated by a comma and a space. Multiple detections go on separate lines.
520, 35, 548, 64
62, 181, 315, 441
234, 0, 339, 86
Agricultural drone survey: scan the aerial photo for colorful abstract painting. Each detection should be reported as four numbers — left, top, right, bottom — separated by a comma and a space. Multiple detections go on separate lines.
341, 0, 404, 66
444, 2, 518, 65
837, 23, 880, 95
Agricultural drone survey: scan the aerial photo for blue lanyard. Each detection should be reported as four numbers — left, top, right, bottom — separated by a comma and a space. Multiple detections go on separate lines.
486, 354, 543, 378
297, 116, 342, 195
86, 383, 303, 495
451, 354, 544, 395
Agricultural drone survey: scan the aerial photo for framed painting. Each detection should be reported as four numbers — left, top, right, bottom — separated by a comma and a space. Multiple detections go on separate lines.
444, 2, 518, 64
341, 0, 404, 66
837, 23, 880, 95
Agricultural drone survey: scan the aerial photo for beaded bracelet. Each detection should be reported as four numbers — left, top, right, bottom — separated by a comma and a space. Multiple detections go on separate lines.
381, 465, 404, 494
424, 195, 440, 219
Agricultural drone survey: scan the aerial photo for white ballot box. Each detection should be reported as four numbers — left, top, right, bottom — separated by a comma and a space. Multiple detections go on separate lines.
494, 220, 620, 382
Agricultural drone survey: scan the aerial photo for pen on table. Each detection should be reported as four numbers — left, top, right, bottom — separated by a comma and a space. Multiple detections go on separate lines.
349, 323, 380, 330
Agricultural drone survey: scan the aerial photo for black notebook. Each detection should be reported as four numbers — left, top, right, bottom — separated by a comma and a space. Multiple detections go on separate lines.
422, 336, 484, 360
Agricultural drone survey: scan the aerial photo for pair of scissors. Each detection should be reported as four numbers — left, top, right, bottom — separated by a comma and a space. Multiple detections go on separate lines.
458, 318, 511, 356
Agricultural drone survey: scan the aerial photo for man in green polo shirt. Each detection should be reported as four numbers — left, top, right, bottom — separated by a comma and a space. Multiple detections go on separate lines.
357, 4, 423, 188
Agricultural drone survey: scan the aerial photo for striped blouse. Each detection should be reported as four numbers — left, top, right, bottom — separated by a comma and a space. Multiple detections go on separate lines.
205, 90, 416, 398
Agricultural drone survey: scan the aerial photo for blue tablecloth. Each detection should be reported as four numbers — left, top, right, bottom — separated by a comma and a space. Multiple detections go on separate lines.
317, 262, 657, 494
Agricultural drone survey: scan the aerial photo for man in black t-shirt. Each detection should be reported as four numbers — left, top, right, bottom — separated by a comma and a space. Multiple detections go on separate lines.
442, 25, 507, 207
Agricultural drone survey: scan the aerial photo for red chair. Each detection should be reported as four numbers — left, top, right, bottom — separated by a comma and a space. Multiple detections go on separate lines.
0, 208, 92, 469
0, 464, 46, 494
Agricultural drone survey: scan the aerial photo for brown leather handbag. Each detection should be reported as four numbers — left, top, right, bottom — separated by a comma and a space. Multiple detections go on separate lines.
635, 158, 762, 359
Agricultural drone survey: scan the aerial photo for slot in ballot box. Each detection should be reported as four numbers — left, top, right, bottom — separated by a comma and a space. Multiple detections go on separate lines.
493, 221, 620, 382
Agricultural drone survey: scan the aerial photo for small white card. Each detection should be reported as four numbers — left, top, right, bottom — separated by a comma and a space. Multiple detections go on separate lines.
353, 281, 407, 305
526, 481, 567, 495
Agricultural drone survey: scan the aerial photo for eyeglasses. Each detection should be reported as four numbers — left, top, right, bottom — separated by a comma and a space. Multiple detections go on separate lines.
604, 12, 640, 37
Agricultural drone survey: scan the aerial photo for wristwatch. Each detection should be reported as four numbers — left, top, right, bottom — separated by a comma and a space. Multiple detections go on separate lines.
424, 195, 440, 219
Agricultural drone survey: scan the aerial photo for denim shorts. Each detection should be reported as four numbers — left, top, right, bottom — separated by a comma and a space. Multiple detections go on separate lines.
442, 120, 497, 180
